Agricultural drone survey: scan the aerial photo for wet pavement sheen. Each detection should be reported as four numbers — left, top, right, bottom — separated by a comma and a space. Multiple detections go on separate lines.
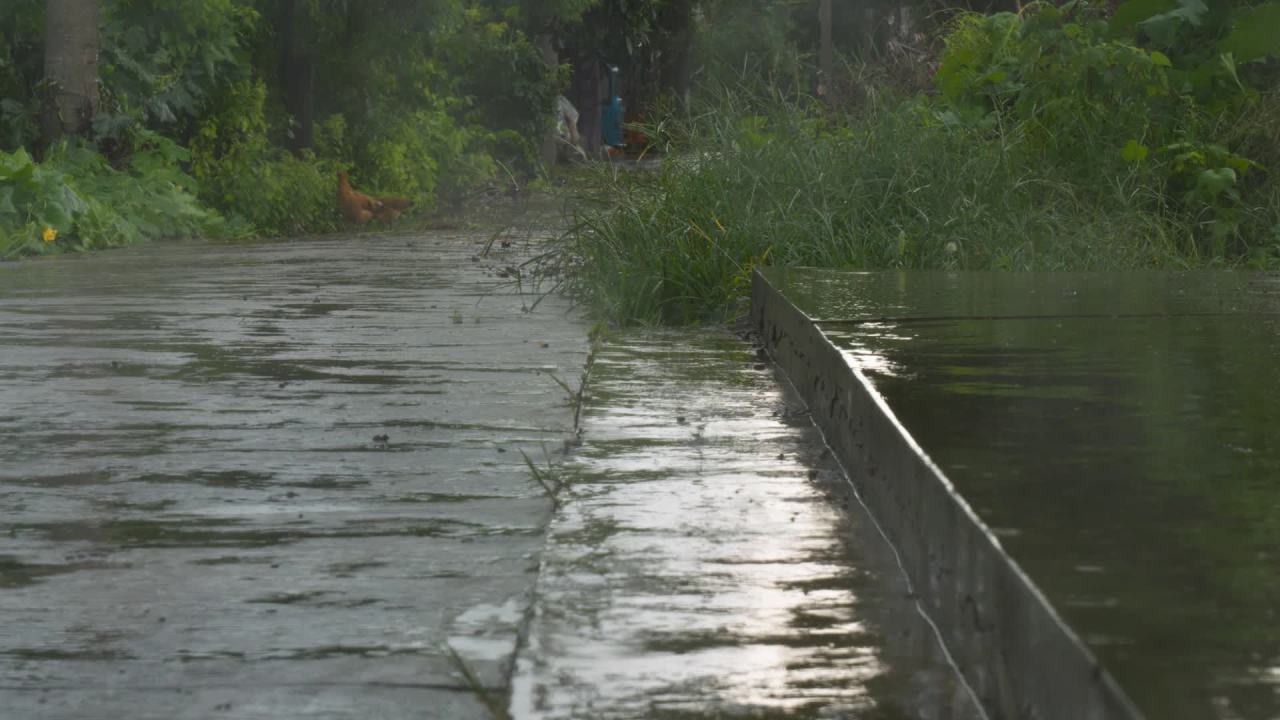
766, 269, 1280, 720
0, 232, 589, 718
512, 330, 981, 719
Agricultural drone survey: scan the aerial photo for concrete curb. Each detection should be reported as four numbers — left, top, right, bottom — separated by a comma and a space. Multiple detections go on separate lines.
751, 269, 1144, 720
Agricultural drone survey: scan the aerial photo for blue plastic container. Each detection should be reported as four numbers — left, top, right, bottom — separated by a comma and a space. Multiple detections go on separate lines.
601, 64, 624, 148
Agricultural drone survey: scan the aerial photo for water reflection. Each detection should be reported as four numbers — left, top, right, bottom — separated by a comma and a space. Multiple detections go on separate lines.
512, 331, 980, 719
823, 309, 1280, 720
769, 268, 1280, 322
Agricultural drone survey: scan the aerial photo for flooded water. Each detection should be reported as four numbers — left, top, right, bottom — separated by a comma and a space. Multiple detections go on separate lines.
767, 269, 1280, 720
0, 234, 990, 719
512, 330, 982, 719
0, 230, 589, 718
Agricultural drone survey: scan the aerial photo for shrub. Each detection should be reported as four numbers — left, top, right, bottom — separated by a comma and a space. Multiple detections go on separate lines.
361, 107, 495, 211
0, 136, 228, 260
0, 0, 41, 152
934, 4, 1280, 247
553, 81, 1272, 325
440, 8, 559, 173
190, 80, 337, 237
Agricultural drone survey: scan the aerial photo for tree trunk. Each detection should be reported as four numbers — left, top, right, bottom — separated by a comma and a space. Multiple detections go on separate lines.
279, 0, 315, 152
536, 34, 559, 168
819, 0, 834, 107
657, 0, 695, 108
42, 0, 99, 143
859, 2, 877, 60
572, 58, 602, 158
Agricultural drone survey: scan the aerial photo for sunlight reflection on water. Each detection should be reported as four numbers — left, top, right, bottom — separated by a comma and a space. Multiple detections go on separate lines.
512, 331, 980, 719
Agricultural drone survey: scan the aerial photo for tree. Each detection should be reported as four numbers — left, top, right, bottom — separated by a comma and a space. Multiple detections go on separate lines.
41, 0, 99, 142
561, 0, 694, 155
655, 0, 696, 107
818, 0, 832, 105
278, 0, 315, 151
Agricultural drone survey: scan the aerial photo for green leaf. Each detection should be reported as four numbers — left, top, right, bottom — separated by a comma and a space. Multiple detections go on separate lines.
1194, 167, 1237, 200
1208, 218, 1238, 240
1149, 50, 1172, 67
1218, 53, 1245, 92
0, 147, 36, 182
1224, 155, 1261, 175
1112, 0, 1178, 34
1121, 139, 1150, 162
0, 186, 15, 216
1219, 2, 1280, 62
1140, 0, 1208, 47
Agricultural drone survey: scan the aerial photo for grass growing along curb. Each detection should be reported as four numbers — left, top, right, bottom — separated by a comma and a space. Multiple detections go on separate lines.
520, 449, 565, 511
521, 321, 605, 510
549, 86, 1280, 326
540, 320, 604, 433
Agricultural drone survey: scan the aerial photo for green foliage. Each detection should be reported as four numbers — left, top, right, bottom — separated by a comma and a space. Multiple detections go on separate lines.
552, 0, 1280, 325
0, 139, 228, 260
269, 0, 538, 213
1220, 3, 1280, 62
514, 0, 600, 28
692, 0, 801, 91
441, 7, 559, 170
554, 90, 1215, 325
0, 0, 42, 151
937, 8, 1180, 157
363, 108, 495, 210
0, 148, 84, 256
934, 3, 1279, 246
1108, 0, 1280, 97
99, 0, 257, 128
3, 0, 586, 248
558, 52, 1280, 325
190, 80, 336, 236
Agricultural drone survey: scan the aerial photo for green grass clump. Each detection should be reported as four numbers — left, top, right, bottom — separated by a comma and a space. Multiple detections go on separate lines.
555, 94, 1172, 322
556, 91, 1229, 325
555, 4, 1280, 326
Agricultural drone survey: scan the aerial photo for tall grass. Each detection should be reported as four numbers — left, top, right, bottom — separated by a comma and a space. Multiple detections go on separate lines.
553, 86, 1278, 325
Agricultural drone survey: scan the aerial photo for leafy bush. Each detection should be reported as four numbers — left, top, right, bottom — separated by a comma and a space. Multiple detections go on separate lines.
4, 0, 551, 247
1, 138, 228, 260
441, 8, 559, 172
362, 107, 495, 211
196, 143, 337, 237
555, 76, 1280, 324
0, 0, 41, 152
692, 0, 801, 92
190, 80, 337, 237
933, 2, 1280, 247
552, 0, 1280, 325
98, 0, 256, 129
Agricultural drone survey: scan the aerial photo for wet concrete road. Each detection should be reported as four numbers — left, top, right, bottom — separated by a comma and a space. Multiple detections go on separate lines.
513, 330, 981, 719
0, 231, 590, 718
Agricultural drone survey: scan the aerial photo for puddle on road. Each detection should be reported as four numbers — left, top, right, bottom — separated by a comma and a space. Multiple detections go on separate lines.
512, 330, 981, 720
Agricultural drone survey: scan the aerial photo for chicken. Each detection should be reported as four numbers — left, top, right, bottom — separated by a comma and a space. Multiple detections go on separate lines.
337, 170, 381, 224
373, 196, 414, 225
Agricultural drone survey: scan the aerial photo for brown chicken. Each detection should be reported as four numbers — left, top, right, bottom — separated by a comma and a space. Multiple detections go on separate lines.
337, 170, 381, 224
373, 196, 414, 225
